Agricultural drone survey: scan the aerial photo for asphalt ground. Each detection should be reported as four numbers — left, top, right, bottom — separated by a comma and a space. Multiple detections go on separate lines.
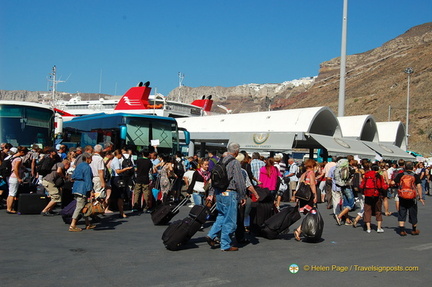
1, 196, 431, 287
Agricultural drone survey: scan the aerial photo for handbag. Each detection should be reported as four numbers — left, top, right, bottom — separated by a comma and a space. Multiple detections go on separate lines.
82, 200, 105, 217
96, 188, 107, 200
91, 200, 105, 215
295, 181, 312, 201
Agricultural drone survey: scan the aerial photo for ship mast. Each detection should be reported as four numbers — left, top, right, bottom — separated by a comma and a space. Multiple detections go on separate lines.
48, 65, 65, 106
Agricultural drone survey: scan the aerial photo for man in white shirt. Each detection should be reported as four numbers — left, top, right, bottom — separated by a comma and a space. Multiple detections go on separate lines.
90, 144, 105, 198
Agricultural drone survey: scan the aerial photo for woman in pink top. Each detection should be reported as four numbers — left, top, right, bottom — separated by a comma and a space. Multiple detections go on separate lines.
259, 157, 281, 197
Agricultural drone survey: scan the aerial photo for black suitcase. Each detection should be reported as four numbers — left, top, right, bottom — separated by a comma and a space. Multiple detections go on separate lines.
18, 182, 37, 194
162, 204, 210, 250
189, 205, 211, 224
249, 201, 275, 235
17, 193, 49, 214
162, 217, 202, 251
261, 205, 301, 239
252, 187, 273, 203
61, 180, 74, 208
151, 197, 188, 225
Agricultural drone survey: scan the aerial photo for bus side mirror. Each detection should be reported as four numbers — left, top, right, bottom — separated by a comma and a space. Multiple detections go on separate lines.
120, 125, 127, 140
183, 130, 190, 145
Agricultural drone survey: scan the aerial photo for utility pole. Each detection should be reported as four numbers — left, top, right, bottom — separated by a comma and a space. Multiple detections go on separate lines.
338, 0, 348, 117
404, 67, 414, 150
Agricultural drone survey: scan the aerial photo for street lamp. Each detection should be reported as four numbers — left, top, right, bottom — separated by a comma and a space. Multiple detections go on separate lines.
404, 67, 414, 150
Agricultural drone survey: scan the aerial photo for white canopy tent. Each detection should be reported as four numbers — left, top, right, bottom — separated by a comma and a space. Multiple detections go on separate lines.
178, 106, 412, 160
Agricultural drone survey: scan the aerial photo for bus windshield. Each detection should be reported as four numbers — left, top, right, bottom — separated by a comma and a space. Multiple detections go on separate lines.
63, 113, 180, 154
0, 103, 54, 147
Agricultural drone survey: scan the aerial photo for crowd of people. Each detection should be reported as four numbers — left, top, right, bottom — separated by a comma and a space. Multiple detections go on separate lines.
0, 141, 430, 242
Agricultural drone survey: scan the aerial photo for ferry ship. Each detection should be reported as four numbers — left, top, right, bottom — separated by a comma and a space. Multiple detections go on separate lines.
54, 81, 214, 121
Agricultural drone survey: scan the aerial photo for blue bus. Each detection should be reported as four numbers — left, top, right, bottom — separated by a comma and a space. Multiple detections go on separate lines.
62, 113, 188, 154
0, 101, 55, 147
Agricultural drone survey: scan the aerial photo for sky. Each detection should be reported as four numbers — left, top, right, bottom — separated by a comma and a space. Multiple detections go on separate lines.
0, 0, 431, 97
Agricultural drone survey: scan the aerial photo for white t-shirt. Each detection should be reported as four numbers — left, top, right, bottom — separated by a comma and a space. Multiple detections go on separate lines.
90, 154, 105, 177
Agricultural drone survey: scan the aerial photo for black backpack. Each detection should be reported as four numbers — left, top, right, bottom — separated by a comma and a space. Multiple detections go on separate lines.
121, 155, 135, 178
37, 156, 56, 177
0, 157, 13, 178
211, 157, 235, 190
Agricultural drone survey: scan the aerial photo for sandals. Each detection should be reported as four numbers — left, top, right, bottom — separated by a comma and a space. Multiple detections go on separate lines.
385, 212, 392, 216
69, 226, 82, 232
86, 225, 96, 230
294, 230, 301, 241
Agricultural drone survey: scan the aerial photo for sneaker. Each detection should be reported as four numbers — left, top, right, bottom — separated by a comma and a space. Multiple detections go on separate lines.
366, 229, 371, 233
335, 215, 342, 226
411, 230, 420, 235
377, 228, 384, 233
188, 204, 194, 208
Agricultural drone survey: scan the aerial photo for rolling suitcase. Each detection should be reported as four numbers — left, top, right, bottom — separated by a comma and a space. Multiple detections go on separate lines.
59, 199, 77, 224
249, 201, 275, 235
260, 205, 301, 239
17, 193, 49, 214
151, 197, 188, 225
189, 204, 211, 224
162, 204, 210, 250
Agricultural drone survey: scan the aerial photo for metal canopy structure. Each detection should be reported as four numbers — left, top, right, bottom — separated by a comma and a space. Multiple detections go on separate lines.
364, 141, 414, 160
376, 121, 407, 150
307, 134, 376, 158
338, 115, 413, 160
178, 106, 412, 160
229, 132, 296, 153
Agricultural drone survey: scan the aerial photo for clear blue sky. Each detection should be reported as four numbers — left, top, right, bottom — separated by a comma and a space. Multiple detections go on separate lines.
1, 0, 431, 96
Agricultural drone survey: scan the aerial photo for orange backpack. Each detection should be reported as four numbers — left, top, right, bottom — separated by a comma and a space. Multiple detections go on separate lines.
398, 172, 417, 199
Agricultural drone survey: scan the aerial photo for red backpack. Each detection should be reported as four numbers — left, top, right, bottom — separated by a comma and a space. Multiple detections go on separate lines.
398, 172, 417, 199
360, 171, 382, 197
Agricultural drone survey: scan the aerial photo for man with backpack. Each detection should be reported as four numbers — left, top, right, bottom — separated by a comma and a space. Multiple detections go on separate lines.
206, 142, 246, 252
393, 161, 424, 236
330, 157, 356, 225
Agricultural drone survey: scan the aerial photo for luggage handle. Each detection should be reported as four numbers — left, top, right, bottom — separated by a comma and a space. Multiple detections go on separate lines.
171, 197, 189, 213
210, 203, 216, 214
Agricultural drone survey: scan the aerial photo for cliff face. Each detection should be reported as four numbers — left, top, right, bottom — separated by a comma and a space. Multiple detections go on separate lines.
281, 22, 432, 155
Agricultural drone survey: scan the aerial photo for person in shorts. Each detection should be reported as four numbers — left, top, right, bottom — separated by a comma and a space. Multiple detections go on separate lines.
41, 159, 70, 216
